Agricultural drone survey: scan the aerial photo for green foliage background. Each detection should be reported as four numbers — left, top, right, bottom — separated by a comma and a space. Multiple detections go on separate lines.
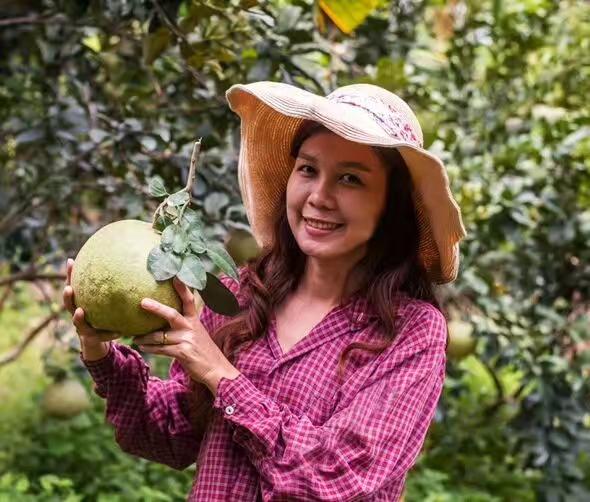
1, 0, 589, 500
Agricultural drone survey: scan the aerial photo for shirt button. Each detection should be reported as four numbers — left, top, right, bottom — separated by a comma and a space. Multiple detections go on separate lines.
224, 405, 236, 416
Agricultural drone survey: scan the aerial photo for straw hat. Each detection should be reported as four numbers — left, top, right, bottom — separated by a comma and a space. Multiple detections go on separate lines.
225, 81, 467, 284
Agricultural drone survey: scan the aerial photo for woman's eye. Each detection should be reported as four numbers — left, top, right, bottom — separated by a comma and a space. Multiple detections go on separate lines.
298, 165, 315, 174
296, 165, 362, 185
341, 174, 362, 185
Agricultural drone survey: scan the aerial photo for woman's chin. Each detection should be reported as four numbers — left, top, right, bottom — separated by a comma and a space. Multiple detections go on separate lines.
297, 239, 342, 259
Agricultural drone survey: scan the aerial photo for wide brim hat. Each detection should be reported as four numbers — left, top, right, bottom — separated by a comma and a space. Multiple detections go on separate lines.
225, 81, 467, 284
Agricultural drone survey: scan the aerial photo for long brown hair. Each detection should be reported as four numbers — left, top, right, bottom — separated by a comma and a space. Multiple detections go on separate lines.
187, 121, 444, 433
214, 121, 441, 368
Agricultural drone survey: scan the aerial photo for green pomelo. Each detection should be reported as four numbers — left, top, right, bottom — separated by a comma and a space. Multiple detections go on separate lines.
41, 378, 91, 419
72, 219, 181, 336
447, 319, 477, 360
225, 229, 261, 265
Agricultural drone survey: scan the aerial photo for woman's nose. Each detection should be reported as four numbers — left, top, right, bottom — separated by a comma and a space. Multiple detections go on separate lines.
308, 179, 336, 208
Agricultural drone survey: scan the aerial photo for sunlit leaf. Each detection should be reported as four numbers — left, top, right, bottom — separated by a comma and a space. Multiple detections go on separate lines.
318, 0, 380, 34
143, 27, 171, 65
82, 34, 101, 53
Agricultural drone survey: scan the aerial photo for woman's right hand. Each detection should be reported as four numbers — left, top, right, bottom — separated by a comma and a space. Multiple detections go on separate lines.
63, 258, 119, 360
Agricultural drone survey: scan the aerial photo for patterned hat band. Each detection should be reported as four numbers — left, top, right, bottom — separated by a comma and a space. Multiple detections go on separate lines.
326, 93, 423, 148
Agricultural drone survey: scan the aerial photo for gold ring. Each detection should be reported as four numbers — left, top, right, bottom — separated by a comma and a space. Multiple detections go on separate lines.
161, 331, 168, 345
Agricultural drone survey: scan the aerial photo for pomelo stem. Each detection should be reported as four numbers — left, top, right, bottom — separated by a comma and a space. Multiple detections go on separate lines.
185, 139, 202, 199
151, 138, 202, 229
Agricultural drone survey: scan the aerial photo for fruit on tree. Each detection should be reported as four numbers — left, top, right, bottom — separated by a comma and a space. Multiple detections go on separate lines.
224, 229, 260, 265
72, 219, 182, 336
41, 378, 91, 419
446, 319, 477, 360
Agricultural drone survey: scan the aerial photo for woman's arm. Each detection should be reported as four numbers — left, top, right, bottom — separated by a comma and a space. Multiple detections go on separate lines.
212, 307, 447, 501
82, 342, 205, 470
81, 302, 221, 471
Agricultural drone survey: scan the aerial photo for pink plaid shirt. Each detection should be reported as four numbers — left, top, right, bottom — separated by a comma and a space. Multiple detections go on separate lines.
81, 271, 447, 501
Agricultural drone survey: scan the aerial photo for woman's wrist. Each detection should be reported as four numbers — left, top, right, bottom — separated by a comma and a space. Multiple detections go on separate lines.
81, 340, 111, 362
203, 365, 241, 397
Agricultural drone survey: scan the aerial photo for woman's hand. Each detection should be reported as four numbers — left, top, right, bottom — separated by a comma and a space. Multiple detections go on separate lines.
134, 277, 240, 395
62, 258, 119, 360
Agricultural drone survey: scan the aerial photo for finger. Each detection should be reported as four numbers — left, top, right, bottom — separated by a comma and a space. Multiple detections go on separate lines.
72, 308, 119, 341
63, 285, 75, 315
173, 277, 197, 318
137, 344, 170, 356
134, 329, 179, 346
72, 308, 96, 338
96, 331, 122, 342
66, 258, 74, 285
140, 298, 185, 328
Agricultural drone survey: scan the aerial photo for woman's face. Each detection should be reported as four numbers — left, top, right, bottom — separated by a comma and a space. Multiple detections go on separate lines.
286, 130, 389, 263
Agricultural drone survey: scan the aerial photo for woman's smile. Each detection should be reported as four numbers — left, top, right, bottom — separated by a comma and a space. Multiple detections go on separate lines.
303, 216, 345, 236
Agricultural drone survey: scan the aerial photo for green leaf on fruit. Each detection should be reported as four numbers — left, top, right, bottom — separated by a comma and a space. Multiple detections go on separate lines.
154, 213, 173, 232
160, 225, 175, 252
165, 205, 179, 218
180, 207, 204, 231
148, 176, 168, 197
206, 243, 238, 280
147, 247, 182, 280
160, 224, 189, 254
177, 254, 207, 290
167, 190, 190, 206
199, 272, 240, 316
188, 228, 207, 253
172, 227, 189, 254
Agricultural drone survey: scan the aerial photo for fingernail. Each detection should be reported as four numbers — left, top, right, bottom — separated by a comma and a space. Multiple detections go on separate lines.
142, 299, 154, 308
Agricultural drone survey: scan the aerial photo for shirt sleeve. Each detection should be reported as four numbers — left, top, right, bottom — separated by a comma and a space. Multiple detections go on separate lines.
212, 306, 447, 501
80, 301, 221, 471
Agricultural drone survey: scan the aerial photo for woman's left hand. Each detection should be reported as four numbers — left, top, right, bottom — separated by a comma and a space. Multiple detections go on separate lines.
134, 277, 240, 395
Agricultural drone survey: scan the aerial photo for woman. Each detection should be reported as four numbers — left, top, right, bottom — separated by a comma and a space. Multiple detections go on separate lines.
63, 81, 467, 501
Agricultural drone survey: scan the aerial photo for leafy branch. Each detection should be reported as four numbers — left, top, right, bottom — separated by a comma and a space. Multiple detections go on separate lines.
147, 139, 240, 316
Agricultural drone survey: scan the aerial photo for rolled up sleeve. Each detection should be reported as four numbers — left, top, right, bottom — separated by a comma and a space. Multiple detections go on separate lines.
81, 298, 223, 471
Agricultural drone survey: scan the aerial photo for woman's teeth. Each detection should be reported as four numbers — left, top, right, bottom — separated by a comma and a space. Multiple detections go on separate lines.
305, 218, 341, 230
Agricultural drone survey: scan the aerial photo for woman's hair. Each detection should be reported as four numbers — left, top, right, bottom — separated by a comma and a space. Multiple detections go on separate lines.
187, 120, 443, 431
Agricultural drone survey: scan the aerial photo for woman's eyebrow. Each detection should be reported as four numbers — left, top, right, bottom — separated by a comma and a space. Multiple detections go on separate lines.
297, 152, 372, 172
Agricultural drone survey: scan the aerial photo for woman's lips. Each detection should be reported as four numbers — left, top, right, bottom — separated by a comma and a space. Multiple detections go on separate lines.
303, 218, 344, 236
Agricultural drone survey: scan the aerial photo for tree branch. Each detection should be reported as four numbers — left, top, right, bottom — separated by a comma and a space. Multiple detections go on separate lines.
281, 57, 326, 94
0, 270, 65, 287
0, 285, 12, 312
0, 310, 62, 367
478, 358, 507, 418
0, 14, 67, 27
185, 139, 202, 197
